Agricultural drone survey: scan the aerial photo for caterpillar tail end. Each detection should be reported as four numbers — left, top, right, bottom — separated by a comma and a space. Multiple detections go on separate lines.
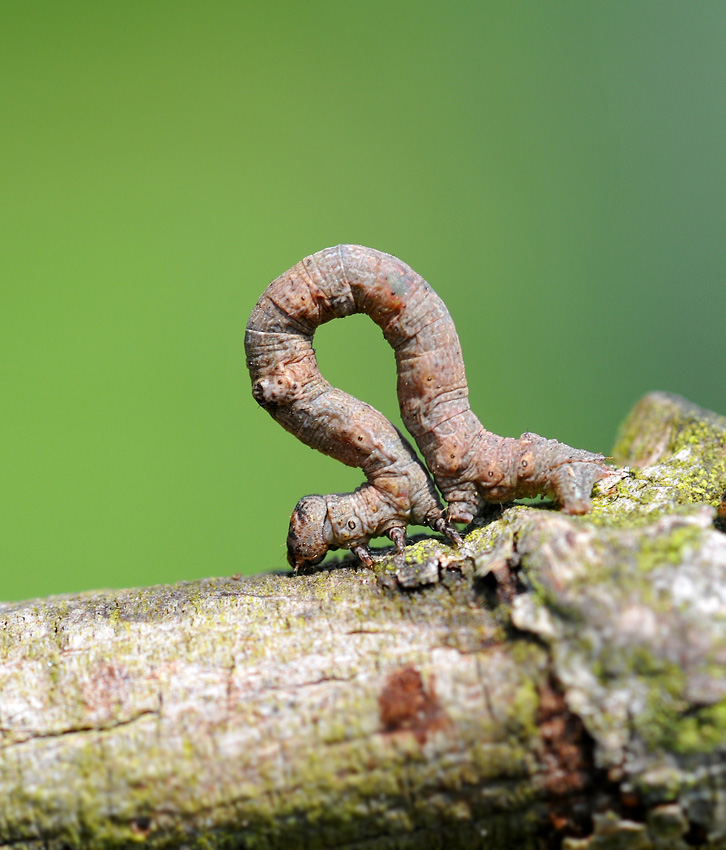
551, 457, 611, 515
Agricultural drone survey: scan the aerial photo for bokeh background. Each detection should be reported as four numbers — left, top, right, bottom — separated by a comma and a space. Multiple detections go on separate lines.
2, 2, 725, 601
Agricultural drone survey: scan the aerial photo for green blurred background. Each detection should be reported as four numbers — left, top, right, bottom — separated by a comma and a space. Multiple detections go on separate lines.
2, 2, 725, 601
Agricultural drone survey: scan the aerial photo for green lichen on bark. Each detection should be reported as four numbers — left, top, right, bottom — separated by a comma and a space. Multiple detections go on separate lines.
610, 392, 726, 514
2, 392, 726, 849
0, 563, 553, 848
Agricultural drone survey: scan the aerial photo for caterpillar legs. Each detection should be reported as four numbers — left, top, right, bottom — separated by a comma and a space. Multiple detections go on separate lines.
286, 494, 463, 573
433, 517, 463, 545
387, 526, 407, 554
353, 545, 374, 567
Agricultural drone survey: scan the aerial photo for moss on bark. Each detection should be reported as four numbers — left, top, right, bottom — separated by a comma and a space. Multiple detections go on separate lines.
2, 392, 726, 849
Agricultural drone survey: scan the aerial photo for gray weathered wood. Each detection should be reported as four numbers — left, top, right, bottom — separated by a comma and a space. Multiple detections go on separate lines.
2, 392, 726, 849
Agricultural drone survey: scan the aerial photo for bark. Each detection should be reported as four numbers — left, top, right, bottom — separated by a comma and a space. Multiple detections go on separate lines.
2, 392, 726, 850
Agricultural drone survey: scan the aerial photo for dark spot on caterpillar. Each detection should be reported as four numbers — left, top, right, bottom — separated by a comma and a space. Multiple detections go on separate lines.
246, 245, 610, 569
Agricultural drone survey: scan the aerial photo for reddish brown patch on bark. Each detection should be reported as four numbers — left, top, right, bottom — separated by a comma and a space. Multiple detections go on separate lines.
378, 666, 449, 745
536, 676, 596, 842
491, 563, 520, 605
717, 492, 726, 529
537, 676, 593, 798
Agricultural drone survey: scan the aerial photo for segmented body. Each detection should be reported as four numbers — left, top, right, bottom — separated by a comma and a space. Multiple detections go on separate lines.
245, 247, 453, 568
245, 245, 608, 568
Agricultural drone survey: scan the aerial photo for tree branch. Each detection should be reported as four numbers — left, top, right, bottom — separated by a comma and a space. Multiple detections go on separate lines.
2, 392, 726, 849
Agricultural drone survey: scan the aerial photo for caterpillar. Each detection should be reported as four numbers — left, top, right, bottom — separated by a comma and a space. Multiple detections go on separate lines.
245, 245, 608, 570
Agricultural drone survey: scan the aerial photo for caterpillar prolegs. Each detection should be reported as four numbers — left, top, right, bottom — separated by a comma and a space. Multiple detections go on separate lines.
245, 245, 609, 570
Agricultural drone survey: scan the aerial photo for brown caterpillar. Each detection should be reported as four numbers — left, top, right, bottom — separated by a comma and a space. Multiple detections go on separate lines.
245, 245, 608, 570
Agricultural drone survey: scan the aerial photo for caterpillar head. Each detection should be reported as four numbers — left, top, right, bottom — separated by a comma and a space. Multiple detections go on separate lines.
286, 495, 335, 572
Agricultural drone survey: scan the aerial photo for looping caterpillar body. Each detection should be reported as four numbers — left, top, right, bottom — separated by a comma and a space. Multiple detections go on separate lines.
245, 245, 609, 570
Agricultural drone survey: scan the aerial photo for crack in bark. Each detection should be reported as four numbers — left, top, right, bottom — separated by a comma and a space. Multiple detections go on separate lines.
0, 708, 159, 752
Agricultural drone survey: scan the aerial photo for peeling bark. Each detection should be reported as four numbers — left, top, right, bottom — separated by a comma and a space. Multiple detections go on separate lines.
2, 392, 726, 849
